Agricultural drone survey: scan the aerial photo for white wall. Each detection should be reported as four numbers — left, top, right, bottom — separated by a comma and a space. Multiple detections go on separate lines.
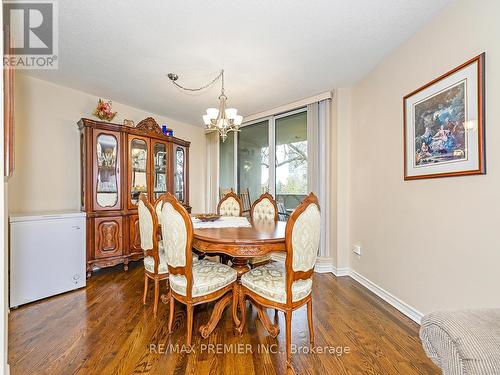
9, 74, 206, 213
347, 0, 500, 314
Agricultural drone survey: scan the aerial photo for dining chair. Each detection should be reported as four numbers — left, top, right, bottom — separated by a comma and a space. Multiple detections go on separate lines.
156, 194, 200, 264
154, 195, 164, 226
239, 188, 252, 216
138, 194, 168, 318
249, 192, 278, 267
277, 201, 290, 221
217, 191, 243, 217
219, 187, 233, 200
161, 192, 238, 346
237, 193, 320, 366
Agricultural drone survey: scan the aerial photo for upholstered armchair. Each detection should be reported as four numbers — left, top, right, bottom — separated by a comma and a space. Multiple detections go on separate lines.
161, 193, 239, 346
217, 191, 243, 217
249, 192, 278, 267
238, 193, 320, 367
138, 194, 169, 318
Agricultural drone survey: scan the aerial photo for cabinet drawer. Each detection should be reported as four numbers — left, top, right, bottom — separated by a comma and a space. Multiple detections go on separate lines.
94, 216, 123, 259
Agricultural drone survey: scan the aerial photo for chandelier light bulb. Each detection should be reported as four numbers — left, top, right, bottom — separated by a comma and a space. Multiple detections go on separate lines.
234, 115, 243, 126
207, 108, 219, 120
225, 108, 237, 119
202, 114, 211, 125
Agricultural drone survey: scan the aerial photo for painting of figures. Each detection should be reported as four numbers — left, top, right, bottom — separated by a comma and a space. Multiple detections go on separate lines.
404, 53, 485, 180
414, 81, 466, 166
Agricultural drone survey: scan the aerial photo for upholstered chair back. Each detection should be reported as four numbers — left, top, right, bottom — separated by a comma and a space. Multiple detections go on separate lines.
138, 195, 154, 252
286, 193, 321, 273
217, 191, 243, 217
154, 197, 164, 225
138, 194, 160, 273
161, 201, 188, 268
251, 192, 278, 222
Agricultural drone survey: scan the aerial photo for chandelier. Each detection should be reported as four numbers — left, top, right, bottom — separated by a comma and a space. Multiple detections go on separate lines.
167, 69, 242, 142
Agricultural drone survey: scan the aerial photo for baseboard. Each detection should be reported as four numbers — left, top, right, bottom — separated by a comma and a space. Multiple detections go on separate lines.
276, 256, 423, 324
348, 269, 424, 324
314, 257, 336, 273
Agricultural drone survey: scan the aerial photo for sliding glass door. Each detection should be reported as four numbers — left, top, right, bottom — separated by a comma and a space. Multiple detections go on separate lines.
219, 108, 308, 212
275, 111, 308, 210
219, 131, 235, 192
237, 120, 269, 201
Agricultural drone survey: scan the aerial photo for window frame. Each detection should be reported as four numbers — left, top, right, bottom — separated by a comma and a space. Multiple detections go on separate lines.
222, 107, 307, 198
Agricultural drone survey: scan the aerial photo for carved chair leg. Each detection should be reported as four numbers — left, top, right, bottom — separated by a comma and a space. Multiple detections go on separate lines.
143, 274, 149, 305
307, 299, 314, 345
200, 293, 232, 338
257, 305, 279, 338
232, 284, 240, 328
236, 288, 246, 334
153, 279, 160, 318
186, 304, 194, 347
285, 309, 293, 366
168, 295, 175, 334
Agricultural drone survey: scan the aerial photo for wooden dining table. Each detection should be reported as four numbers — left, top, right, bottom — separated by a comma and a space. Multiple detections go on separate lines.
193, 218, 287, 336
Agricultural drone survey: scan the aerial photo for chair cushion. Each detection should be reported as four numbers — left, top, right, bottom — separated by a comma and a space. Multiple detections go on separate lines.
241, 262, 312, 304
249, 255, 272, 265
169, 259, 237, 297
144, 256, 168, 274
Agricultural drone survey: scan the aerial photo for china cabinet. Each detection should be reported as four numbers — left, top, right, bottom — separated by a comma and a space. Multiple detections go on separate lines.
78, 117, 191, 277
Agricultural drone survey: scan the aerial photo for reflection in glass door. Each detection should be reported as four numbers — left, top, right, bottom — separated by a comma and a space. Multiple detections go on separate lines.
275, 111, 307, 210
96, 134, 118, 208
237, 120, 269, 201
174, 147, 185, 202
153, 142, 167, 200
219, 133, 235, 191
130, 138, 148, 205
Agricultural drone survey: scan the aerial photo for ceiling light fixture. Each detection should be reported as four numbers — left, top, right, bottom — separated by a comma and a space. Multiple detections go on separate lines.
167, 69, 242, 142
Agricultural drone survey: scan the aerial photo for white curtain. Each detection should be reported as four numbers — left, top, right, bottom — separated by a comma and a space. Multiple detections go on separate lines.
205, 132, 219, 213
307, 100, 331, 258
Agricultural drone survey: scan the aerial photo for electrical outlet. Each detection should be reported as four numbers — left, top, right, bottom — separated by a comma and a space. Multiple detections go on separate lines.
352, 245, 361, 256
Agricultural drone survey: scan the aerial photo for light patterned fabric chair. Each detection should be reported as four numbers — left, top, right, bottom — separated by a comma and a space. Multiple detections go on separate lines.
238, 193, 320, 367
155, 194, 199, 265
161, 192, 238, 346
249, 192, 278, 267
138, 194, 168, 318
217, 191, 243, 217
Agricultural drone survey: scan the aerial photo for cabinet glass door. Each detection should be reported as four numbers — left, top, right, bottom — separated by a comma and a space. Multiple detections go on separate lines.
174, 146, 185, 202
96, 134, 118, 208
130, 138, 148, 205
153, 142, 168, 200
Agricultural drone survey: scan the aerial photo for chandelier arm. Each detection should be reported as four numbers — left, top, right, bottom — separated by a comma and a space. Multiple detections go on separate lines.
170, 70, 224, 92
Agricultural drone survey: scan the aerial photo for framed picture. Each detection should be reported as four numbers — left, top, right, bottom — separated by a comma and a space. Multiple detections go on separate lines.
403, 53, 485, 180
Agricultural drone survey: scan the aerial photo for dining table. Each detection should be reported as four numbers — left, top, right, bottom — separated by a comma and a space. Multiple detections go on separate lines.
192, 217, 286, 337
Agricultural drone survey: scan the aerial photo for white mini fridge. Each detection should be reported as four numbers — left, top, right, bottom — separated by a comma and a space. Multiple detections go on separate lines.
9, 211, 86, 308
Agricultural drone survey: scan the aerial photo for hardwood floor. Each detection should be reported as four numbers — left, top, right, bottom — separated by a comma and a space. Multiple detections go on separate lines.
8, 262, 439, 374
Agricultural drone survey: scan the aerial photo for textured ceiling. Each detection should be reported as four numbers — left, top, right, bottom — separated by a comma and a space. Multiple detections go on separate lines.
25, 0, 452, 125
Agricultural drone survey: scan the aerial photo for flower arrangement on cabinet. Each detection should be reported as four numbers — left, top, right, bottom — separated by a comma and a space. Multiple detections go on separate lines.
93, 99, 117, 122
